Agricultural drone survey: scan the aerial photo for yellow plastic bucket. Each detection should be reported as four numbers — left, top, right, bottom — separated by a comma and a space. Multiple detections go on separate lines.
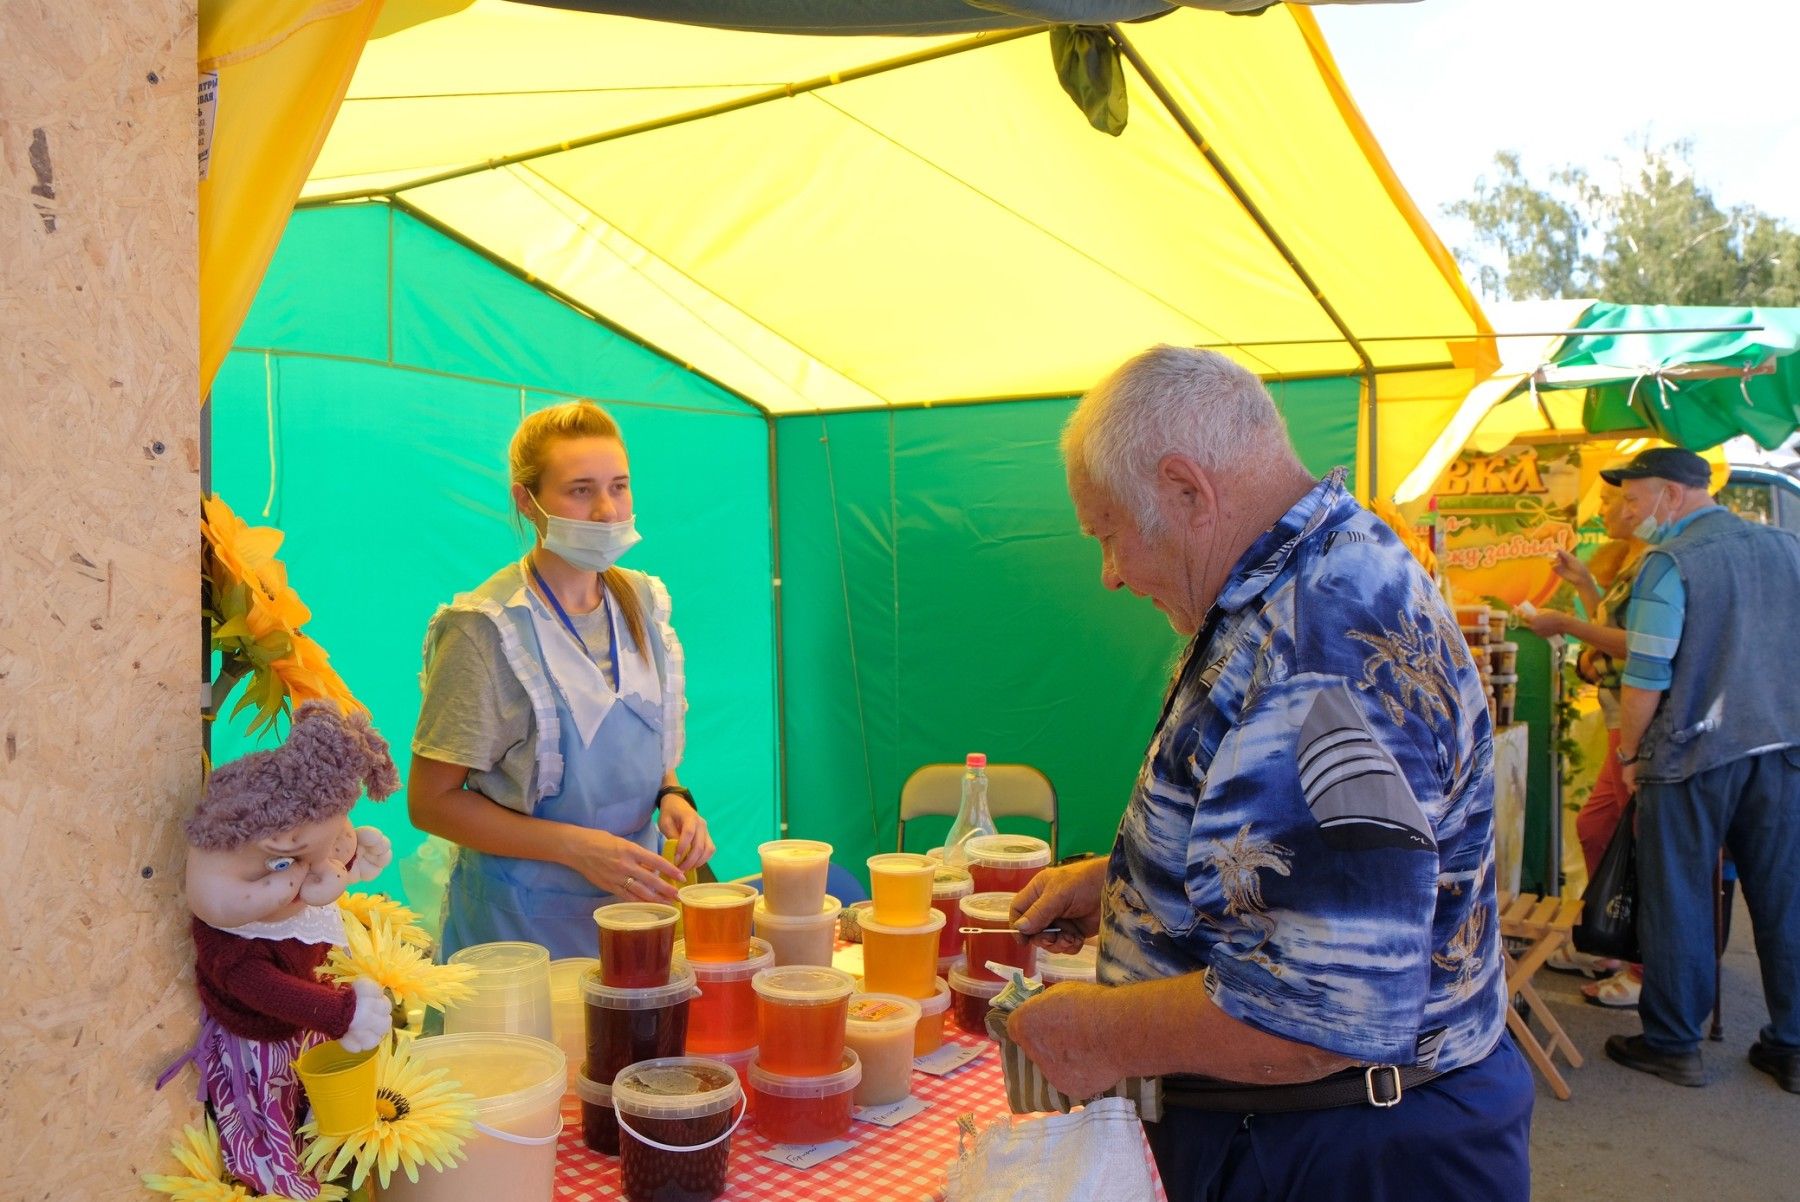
295, 1040, 378, 1136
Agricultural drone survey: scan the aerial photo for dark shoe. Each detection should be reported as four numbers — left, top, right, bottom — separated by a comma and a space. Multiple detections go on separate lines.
1605, 1034, 1706, 1087
1748, 1041, 1800, 1094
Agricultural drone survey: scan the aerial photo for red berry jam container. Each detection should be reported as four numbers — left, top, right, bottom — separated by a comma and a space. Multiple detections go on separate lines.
963, 835, 1051, 895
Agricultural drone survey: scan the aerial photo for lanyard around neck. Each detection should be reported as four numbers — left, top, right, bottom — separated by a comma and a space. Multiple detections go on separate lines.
528, 559, 621, 693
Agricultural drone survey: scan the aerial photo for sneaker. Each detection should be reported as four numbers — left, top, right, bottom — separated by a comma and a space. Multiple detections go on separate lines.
1548, 946, 1621, 977
1582, 969, 1642, 1009
1605, 1034, 1706, 1087
1748, 1041, 1800, 1094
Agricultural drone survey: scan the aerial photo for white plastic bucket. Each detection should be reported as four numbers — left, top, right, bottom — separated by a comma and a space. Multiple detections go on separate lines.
378, 1033, 565, 1202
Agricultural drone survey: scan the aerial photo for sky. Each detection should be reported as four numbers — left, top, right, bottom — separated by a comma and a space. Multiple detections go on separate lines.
1313, 0, 1800, 261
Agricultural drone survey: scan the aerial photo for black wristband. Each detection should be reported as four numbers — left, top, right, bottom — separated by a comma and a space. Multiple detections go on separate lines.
656, 785, 695, 810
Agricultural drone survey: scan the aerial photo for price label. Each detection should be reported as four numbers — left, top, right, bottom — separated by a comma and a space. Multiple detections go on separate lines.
854, 1096, 929, 1128
914, 1042, 986, 1076
757, 1139, 857, 1169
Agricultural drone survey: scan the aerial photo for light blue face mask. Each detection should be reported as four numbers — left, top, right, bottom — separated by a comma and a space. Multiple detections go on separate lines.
532, 495, 641, 572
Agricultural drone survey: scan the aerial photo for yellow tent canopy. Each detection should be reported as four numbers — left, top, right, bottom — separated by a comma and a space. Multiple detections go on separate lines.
204, 1, 1492, 494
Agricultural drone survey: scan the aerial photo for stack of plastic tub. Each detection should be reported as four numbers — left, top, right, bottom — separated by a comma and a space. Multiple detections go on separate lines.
675, 879, 766, 1106
748, 964, 860, 1144
576, 903, 691, 1157
860, 853, 948, 1004
441, 942, 555, 1041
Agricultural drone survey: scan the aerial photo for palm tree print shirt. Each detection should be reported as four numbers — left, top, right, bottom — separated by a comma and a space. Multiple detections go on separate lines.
1098, 470, 1506, 1071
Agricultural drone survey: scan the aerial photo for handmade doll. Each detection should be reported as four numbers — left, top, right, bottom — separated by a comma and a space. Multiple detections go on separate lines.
167, 700, 401, 1199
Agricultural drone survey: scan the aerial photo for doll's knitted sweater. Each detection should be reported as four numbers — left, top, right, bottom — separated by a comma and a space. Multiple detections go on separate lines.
191, 917, 357, 1041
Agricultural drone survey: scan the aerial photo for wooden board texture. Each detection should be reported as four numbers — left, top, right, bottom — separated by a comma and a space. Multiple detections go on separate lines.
0, 1, 202, 1197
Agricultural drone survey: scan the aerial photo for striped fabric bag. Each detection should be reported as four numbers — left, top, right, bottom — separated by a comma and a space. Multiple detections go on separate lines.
984, 1003, 1161, 1121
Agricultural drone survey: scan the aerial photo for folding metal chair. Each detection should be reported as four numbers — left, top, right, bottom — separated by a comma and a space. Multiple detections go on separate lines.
896, 763, 1057, 859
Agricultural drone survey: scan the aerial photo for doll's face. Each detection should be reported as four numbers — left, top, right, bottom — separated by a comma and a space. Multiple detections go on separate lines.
186, 815, 359, 928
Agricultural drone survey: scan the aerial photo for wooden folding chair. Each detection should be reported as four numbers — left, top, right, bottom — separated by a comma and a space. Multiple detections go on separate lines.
1497, 891, 1586, 1099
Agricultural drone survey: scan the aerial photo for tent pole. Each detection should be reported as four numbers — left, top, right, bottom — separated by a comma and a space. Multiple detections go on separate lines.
767, 413, 791, 840
301, 28, 1044, 207
1111, 27, 1380, 491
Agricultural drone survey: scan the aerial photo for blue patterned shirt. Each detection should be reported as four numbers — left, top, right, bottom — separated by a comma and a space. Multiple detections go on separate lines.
1097, 471, 1506, 1071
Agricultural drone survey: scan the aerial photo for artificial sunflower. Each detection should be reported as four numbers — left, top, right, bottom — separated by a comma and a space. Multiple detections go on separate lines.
338, 891, 430, 949
201, 496, 289, 601
142, 1115, 346, 1202
320, 912, 477, 1013
298, 1034, 477, 1190
273, 631, 364, 715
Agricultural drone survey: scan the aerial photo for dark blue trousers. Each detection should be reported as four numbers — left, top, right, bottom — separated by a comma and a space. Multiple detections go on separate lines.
1637, 747, 1800, 1054
1143, 1035, 1533, 1202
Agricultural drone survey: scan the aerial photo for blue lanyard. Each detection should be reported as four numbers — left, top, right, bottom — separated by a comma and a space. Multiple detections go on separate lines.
528, 561, 621, 693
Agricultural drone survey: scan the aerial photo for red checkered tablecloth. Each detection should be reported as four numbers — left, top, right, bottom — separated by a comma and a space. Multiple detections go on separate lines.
552, 1033, 1166, 1201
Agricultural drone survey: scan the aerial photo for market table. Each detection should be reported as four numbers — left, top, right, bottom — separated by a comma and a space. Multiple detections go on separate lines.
552, 1031, 1167, 1200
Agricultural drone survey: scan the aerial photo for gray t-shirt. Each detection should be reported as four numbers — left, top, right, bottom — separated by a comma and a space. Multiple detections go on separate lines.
413, 600, 616, 815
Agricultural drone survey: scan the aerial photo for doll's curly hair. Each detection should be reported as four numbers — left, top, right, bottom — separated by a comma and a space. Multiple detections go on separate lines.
187, 701, 400, 850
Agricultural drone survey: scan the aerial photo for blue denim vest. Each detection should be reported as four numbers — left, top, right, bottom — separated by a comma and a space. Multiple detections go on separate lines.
1641, 508, 1800, 783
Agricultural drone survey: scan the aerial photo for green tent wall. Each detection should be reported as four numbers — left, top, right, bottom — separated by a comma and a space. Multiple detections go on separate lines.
211, 203, 1362, 900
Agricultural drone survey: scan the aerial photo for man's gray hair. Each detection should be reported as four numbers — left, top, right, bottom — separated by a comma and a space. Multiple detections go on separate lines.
1063, 346, 1292, 535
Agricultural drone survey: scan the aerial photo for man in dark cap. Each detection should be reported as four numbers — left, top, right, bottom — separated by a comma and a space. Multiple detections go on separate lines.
1600, 446, 1800, 1094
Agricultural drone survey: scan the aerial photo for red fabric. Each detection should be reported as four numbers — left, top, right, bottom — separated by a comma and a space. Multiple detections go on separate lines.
1577, 729, 1630, 878
192, 917, 357, 1042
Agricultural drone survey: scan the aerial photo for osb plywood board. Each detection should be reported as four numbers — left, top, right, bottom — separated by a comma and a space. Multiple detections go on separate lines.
0, 1, 203, 1197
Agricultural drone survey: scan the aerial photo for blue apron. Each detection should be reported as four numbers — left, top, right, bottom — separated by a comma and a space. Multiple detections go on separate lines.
440, 586, 665, 961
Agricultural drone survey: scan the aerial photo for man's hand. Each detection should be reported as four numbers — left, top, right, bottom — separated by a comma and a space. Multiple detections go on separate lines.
1010, 857, 1107, 954
1622, 760, 1639, 796
1006, 982, 1123, 1101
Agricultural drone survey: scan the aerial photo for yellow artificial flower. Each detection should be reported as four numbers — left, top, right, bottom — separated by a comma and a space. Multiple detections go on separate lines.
299, 1034, 477, 1190
321, 913, 477, 1013
273, 632, 365, 715
142, 1116, 346, 1202
203, 496, 312, 630
202, 496, 285, 597
338, 892, 430, 949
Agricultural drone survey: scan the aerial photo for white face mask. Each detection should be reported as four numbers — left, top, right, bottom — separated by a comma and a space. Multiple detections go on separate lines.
1631, 494, 1668, 543
533, 496, 641, 573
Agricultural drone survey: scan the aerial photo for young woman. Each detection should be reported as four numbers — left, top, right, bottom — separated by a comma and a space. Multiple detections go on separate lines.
410, 401, 711, 959
1525, 481, 1647, 1005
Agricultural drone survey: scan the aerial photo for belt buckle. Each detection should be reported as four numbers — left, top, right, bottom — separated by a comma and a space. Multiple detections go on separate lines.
1364, 1065, 1402, 1108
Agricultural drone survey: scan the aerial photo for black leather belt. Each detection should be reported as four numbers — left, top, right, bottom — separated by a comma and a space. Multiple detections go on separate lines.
1159, 1064, 1441, 1113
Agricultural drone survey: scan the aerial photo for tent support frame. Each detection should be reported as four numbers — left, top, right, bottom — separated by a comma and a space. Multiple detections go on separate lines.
1110, 26, 1380, 493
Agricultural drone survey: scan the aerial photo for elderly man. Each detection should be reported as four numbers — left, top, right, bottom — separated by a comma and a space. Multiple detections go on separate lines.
1600, 447, 1800, 1093
1008, 347, 1531, 1200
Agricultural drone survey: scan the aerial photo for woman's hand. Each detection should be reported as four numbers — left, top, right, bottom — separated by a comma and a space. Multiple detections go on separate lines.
562, 826, 686, 903
656, 793, 713, 874
1525, 610, 1572, 639
1551, 549, 1595, 591
1010, 857, 1107, 954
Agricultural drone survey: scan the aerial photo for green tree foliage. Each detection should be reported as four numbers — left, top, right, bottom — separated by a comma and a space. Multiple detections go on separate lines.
1448, 141, 1800, 306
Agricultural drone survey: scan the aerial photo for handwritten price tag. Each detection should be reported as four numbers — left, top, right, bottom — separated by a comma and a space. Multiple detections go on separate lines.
914, 1042, 986, 1076
854, 1096, 929, 1128
757, 1139, 857, 1169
